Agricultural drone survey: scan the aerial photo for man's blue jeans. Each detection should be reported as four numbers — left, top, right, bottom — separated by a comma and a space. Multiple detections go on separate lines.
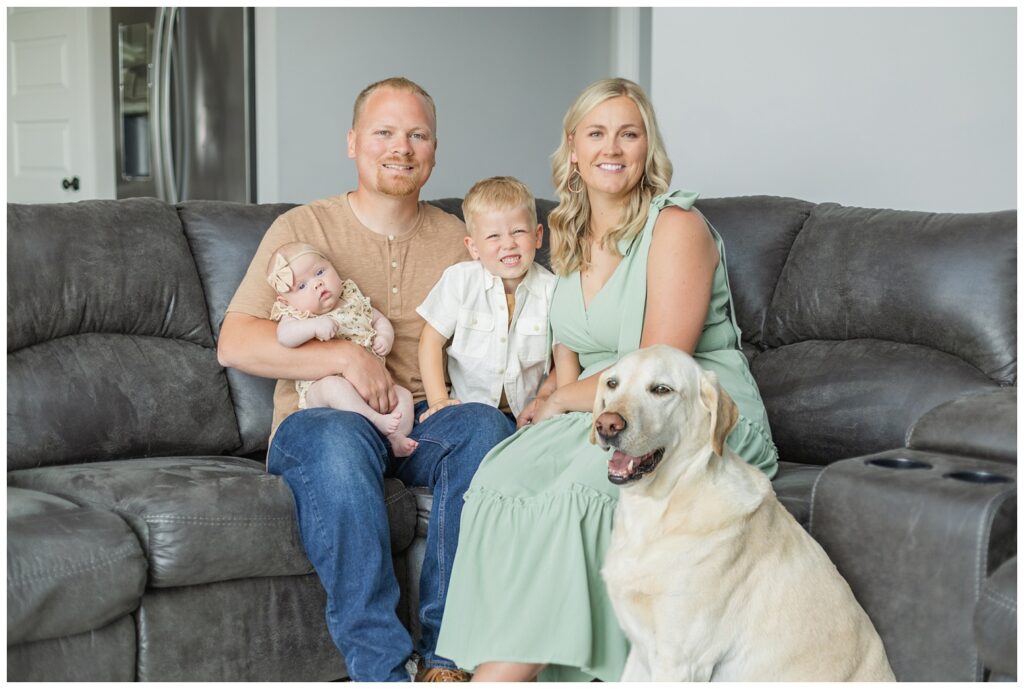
267, 401, 515, 681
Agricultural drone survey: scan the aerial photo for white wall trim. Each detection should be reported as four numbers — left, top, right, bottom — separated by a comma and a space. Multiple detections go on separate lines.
254, 7, 278, 203
611, 7, 642, 83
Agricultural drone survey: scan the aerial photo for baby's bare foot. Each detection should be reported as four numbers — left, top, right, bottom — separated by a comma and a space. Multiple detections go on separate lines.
371, 409, 402, 436
389, 435, 418, 458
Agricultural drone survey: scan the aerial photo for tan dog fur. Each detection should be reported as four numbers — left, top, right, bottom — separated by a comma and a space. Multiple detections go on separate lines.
593, 345, 895, 681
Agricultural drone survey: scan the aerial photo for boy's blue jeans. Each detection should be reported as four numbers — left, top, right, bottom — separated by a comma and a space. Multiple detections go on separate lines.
267, 401, 515, 681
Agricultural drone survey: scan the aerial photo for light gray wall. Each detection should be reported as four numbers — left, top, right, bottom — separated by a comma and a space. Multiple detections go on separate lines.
256, 8, 612, 204
650, 8, 1016, 212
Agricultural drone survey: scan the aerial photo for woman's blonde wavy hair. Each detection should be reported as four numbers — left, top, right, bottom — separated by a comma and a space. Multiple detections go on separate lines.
548, 78, 672, 276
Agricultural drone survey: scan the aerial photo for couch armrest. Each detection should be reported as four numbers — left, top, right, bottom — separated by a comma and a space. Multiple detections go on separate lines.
975, 556, 1017, 680
907, 388, 1016, 464
810, 450, 1016, 681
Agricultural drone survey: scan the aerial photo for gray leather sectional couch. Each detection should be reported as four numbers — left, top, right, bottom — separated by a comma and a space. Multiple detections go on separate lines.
7, 195, 1016, 681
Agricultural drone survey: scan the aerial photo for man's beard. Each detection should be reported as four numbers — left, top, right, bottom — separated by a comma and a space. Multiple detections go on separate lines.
376, 166, 422, 197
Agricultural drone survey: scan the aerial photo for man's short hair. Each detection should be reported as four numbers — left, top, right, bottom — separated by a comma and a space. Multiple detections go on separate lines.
352, 77, 437, 130
462, 176, 538, 236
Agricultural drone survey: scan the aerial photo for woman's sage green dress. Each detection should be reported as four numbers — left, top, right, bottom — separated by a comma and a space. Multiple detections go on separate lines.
435, 190, 778, 681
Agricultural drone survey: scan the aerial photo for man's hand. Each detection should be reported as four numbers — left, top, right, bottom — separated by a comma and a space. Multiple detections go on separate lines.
342, 345, 398, 413
418, 398, 461, 423
371, 332, 392, 357
312, 316, 339, 341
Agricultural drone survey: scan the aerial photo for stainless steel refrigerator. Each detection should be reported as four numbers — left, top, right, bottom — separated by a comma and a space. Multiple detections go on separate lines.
110, 7, 255, 203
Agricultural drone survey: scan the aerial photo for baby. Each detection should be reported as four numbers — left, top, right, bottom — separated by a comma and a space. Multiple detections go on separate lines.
417, 176, 556, 424
266, 241, 417, 456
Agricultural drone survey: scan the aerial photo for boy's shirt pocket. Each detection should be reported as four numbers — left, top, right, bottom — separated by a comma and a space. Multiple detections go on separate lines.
514, 315, 549, 362
451, 308, 494, 356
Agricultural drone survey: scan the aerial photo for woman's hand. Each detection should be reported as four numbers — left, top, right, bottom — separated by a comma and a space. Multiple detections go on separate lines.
418, 398, 461, 423
515, 395, 544, 428
528, 392, 567, 426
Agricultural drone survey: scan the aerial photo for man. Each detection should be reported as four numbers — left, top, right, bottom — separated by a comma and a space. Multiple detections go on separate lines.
218, 77, 515, 681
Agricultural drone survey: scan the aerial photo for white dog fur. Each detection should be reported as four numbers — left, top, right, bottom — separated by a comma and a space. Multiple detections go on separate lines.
593, 345, 895, 681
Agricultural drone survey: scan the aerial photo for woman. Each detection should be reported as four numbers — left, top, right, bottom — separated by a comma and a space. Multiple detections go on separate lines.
435, 78, 778, 682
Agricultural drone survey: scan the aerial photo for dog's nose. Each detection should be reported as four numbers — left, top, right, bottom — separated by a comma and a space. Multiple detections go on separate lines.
595, 412, 627, 440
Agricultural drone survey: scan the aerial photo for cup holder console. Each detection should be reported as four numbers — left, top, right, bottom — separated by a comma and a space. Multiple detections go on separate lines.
866, 457, 932, 470
943, 470, 1012, 484
865, 457, 1014, 485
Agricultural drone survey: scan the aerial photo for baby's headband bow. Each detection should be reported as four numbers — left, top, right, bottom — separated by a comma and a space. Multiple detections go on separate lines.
266, 249, 326, 294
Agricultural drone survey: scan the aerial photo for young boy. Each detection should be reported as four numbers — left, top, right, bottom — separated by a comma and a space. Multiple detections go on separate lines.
416, 176, 556, 424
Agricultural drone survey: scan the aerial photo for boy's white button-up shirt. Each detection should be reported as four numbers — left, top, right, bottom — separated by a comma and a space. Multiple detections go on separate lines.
416, 260, 557, 417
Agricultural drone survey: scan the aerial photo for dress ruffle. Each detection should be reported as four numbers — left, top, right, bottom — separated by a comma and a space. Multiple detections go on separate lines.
436, 413, 627, 681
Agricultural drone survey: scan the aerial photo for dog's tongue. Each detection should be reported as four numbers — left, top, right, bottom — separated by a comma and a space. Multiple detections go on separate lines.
608, 450, 641, 479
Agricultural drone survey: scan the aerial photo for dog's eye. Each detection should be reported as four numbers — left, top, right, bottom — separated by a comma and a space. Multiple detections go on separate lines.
650, 384, 673, 395
606, 378, 618, 389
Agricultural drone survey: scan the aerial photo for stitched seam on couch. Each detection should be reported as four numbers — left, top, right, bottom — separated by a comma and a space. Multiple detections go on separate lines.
143, 515, 292, 523
981, 587, 1017, 613
970, 490, 1009, 678
9, 542, 140, 584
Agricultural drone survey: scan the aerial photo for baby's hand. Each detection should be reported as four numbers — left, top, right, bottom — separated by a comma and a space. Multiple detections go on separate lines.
371, 333, 392, 356
312, 317, 339, 341
418, 399, 461, 423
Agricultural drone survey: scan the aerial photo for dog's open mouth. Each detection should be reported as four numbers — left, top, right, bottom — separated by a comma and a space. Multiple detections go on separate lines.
607, 448, 665, 485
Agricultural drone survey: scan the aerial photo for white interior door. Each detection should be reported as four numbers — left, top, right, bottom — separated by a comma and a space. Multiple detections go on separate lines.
7, 7, 113, 203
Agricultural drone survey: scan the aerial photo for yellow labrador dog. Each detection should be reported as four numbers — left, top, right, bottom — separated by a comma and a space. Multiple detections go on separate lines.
593, 345, 894, 681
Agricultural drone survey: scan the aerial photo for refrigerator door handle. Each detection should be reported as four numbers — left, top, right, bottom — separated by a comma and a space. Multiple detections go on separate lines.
150, 7, 168, 201
159, 7, 179, 203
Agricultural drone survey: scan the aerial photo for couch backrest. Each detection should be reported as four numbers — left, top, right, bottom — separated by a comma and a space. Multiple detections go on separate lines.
177, 201, 298, 456
702, 197, 1017, 465
7, 199, 242, 470
7, 195, 1015, 470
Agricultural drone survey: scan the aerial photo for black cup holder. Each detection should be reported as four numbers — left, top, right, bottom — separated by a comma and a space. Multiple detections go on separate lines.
866, 457, 933, 470
943, 470, 1012, 484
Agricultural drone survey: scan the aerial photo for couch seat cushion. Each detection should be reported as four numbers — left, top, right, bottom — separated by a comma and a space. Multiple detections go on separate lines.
7, 487, 146, 644
8, 457, 416, 588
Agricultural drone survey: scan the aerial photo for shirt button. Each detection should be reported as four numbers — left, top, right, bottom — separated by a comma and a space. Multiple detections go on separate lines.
533, 325, 540, 332
500, 336, 506, 343
391, 286, 398, 294
391, 261, 398, 268
471, 319, 477, 325
497, 368, 504, 374
387, 234, 395, 241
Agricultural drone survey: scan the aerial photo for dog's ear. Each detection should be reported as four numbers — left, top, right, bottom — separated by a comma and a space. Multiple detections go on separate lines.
699, 371, 740, 456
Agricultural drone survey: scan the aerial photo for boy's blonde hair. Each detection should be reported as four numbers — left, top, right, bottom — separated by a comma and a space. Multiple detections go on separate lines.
462, 176, 538, 236
548, 78, 672, 276
265, 242, 328, 294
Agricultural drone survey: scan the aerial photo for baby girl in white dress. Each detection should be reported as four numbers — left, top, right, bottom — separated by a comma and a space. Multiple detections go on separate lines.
266, 241, 417, 456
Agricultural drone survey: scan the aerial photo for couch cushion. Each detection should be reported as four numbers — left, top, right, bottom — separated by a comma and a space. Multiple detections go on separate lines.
7, 199, 240, 470
763, 203, 1017, 384
136, 574, 346, 681
6, 615, 137, 681
908, 388, 1017, 464
7, 487, 147, 644
753, 339, 998, 465
9, 457, 418, 588
696, 196, 813, 347
178, 201, 298, 457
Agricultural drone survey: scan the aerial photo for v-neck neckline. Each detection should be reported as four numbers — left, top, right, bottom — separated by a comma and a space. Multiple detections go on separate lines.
578, 255, 626, 315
